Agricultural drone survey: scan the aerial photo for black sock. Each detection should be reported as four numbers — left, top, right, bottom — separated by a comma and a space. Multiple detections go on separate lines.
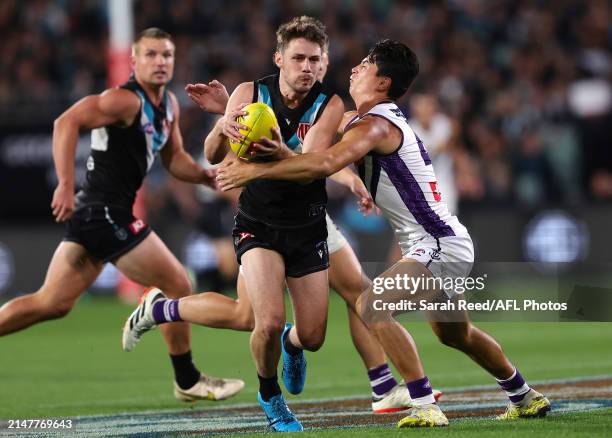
283, 329, 302, 356
170, 351, 201, 390
258, 374, 282, 401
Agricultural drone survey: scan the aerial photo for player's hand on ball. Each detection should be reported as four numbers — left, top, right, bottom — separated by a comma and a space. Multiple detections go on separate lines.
219, 103, 249, 143
216, 158, 255, 191
51, 183, 75, 222
185, 80, 229, 115
248, 127, 284, 158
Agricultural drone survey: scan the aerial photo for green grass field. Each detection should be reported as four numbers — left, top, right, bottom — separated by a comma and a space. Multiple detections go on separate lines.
233, 409, 612, 438
1, 292, 611, 436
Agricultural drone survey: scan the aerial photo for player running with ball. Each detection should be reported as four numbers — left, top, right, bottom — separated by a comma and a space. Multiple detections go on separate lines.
216, 39, 552, 428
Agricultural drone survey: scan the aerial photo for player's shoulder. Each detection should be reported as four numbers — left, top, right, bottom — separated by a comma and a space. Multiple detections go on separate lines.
254, 74, 276, 86
340, 110, 358, 131
98, 87, 141, 118
369, 101, 408, 121
231, 81, 255, 101
322, 94, 345, 118
100, 86, 139, 101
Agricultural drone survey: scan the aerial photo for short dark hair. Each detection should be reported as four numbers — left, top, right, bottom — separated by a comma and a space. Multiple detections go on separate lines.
367, 39, 419, 100
276, 16, 328, 53
133, 27, 173, 53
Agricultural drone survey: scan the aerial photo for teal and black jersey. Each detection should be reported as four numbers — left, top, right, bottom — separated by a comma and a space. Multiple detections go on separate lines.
238, 74, 333, 229
77, 76, 173, 209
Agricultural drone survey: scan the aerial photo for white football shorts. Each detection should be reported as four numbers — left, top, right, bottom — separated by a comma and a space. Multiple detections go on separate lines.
400, 234, 474, 298
325, 214, 348, 255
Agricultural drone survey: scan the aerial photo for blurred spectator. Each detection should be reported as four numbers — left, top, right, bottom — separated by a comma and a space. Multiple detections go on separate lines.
512, 129, 560, 206
409, 93, 458, 214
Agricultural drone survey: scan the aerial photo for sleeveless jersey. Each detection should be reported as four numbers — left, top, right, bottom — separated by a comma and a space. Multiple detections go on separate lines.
238, 74, 332, 229
77, 76, 173, 208
347, 101, 468, 242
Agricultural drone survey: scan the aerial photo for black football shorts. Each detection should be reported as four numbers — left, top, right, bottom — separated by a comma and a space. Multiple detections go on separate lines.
63, 203, 151, 263
233, 212, 329, 278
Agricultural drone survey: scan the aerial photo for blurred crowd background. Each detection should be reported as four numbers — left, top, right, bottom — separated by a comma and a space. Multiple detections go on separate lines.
2, 0, 611, 206
0, 0, 610, 294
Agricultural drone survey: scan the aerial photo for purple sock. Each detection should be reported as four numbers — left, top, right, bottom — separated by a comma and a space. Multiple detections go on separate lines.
497, 368, 531, 404
368, 363, 398, 396
406, 376, 435, 405
152, 299, 182, 324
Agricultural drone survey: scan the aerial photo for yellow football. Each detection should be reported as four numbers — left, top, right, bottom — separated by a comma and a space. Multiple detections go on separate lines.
229, 102, 279, 159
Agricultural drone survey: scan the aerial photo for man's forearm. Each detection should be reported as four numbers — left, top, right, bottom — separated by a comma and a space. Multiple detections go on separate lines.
204, 120, 229, 164
329, 167, 359, 188
255, 152, 332, 182
52, 117, 79, 187
167, 151, 207, 183
275, 144, 297, 160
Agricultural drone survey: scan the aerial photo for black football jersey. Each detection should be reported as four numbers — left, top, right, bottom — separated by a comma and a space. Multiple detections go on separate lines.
76, 76, 173, 208
238, 74, 333, 229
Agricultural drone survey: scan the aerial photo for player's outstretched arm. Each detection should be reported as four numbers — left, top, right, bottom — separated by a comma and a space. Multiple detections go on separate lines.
311, 106, 376, 214
203, 82, 252, 164
185, 80, 229, 115
161, 92, 216, 187
216, 116, 390, 190
51, 88, 139, 222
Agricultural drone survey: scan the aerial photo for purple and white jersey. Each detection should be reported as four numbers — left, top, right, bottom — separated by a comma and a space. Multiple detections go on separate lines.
347, 101, 469, 242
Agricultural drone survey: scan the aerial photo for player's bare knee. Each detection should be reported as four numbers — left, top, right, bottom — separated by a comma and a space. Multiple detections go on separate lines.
34, 290, 74, 319
434, 324, 471, 350
237, 311, 255, 331
300, 337, 324, 352
256, 318, 285, 339
355, 291, 379, 324
355, 293, 367, 319
336, 284, 361, 310
233, 304, 255, 331
44, 299, 75, 319
297, 328, 326, 351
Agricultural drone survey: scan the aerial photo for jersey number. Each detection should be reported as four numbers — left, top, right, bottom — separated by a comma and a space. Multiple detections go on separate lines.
429, 181, 442, 202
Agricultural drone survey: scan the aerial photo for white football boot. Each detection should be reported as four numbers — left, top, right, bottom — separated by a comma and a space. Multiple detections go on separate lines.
372, 384, 443, 413
175, 373, 245, 402
122, 287, 165, 352
497, 389, 551, 420
397, 403, 449, 427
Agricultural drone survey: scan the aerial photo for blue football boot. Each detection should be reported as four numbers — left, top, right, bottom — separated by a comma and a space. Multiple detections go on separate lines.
281, 323, 307, 395
258, 392, 303, 432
